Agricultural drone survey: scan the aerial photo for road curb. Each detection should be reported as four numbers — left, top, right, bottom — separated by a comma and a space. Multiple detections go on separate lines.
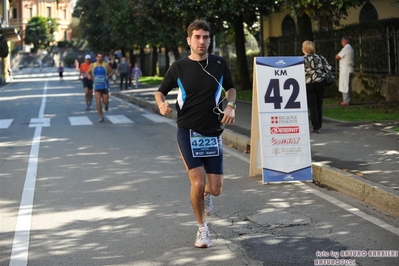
312, 163, 399, 217
114, 92, 399, 218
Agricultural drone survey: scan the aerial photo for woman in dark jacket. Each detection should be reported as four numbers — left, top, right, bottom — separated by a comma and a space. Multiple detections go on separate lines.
302, 40, 332, 133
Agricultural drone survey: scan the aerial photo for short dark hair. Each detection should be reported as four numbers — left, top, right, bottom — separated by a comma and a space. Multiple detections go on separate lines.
342, 36, 351, 43
187, 19, 211, 37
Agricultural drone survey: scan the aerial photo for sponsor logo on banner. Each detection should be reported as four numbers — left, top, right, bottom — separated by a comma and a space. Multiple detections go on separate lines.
271, 147, 303, 156
270, 126, 299, 134
271, 137, 300, 145
284, 174, 294, 180
276, 60, 286, 65
272, 148, 280, 155
271, 116, 298, 124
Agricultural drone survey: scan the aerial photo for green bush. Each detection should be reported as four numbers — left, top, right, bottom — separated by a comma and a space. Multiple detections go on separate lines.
63, 55, 75, 68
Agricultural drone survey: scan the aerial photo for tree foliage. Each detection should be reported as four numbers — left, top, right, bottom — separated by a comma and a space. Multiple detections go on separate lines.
73, 0, 114, 53
205, 0, 275, 90
25, 16, 56, 52
73, 0, 370, 89
47, 18, 58, 43
74, 0, 276, 87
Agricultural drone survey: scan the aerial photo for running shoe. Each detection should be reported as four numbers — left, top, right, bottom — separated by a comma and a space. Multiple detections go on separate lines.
105, 104, 109, 111
99, 116, 104, 122
195, 226, 210, 248
204, 193, 213, 216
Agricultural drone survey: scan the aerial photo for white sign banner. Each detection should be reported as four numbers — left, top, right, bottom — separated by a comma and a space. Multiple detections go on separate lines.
255, 57, 312, 183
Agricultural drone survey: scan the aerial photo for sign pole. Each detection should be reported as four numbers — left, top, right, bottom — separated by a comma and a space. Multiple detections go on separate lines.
249, 58, 261, 177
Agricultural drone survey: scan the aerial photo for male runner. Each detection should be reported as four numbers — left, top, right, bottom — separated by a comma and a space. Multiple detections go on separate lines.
155, 19, 236, 248
80, 55, 93, 110
88, 53, 114, 122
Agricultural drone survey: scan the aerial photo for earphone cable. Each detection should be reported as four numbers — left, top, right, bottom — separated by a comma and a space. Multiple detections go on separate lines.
196, 58, 226, 116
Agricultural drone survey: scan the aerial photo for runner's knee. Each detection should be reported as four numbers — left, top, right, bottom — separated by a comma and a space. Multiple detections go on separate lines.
208, 185, 222, 196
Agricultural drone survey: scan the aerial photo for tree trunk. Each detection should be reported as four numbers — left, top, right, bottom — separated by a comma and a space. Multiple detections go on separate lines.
151, 45, 157, 76
0, 58, 4, 83
163, 46, 170, 76
171, 45, 180, 61
0, 36, 9, 58
297, 14, 313, 43
33, 43, 39, 53
140, 47, 146, 76
233, 16, 251, 90
128, 48, 135, 65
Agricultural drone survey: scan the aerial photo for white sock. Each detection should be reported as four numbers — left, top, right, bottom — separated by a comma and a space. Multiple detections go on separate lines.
199, 223, 207, 229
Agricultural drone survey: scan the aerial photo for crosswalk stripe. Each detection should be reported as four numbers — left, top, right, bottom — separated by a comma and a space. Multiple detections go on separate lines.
142, 113, 172, 123
29, 118, 51, 127
0, 119, 13, 129
1, 114, 170, 128
105, 115, 134, 124
69, 116, 93, 126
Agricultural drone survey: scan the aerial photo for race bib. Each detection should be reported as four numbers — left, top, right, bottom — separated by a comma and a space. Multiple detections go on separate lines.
190, 130, 219, 157
95, 76, 105, 85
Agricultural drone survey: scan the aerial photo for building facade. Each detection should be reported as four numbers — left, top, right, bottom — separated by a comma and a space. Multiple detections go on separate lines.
262, 0, 399, 40
0, 0, 72, 83
9, 0, 72, 51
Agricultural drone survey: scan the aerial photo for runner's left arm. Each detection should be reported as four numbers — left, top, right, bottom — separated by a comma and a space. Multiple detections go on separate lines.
87, 64, 94, 79
221, 88, 236, 124
107, 65, 114, 79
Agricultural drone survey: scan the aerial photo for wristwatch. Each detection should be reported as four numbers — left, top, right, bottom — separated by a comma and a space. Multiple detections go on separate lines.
227, 102, 236, 109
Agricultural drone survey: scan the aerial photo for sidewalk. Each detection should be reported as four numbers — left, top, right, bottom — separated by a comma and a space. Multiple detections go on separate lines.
111, 85, 399, 217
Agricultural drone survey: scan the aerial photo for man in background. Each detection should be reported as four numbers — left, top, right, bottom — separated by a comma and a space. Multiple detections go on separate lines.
80, 55, 93, 110
335, 36, 354, 106
88, 53, 114, 122
118, 57, 129, 90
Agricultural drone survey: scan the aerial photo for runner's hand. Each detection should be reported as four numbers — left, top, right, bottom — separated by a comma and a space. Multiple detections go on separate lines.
221, 106, 235, 124
159, 102, 173, 116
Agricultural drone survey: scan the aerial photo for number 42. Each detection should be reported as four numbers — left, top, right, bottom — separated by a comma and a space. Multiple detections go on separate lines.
264, 78, 301, 109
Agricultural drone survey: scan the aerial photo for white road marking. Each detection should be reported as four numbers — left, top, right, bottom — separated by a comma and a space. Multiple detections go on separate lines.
105, 115, 134, 124
29, 118, 50, 127
142, 113, 172, 123
9, 81, 48, 266
0, 119, 13, 129
294, 182, 399, 236
68, 116, 93, 126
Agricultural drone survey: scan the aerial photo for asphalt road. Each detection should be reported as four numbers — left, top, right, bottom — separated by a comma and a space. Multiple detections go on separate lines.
1, 70, 398, 266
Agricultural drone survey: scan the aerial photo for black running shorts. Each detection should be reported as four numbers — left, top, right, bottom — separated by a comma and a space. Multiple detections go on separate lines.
177, 127, 223, 174
82, 78, 93, 90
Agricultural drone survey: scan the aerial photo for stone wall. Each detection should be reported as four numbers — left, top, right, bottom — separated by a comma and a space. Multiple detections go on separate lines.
353, 73, 399, 102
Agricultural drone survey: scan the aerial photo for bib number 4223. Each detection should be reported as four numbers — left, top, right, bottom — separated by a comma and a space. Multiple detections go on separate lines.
264, 78, 301, 109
